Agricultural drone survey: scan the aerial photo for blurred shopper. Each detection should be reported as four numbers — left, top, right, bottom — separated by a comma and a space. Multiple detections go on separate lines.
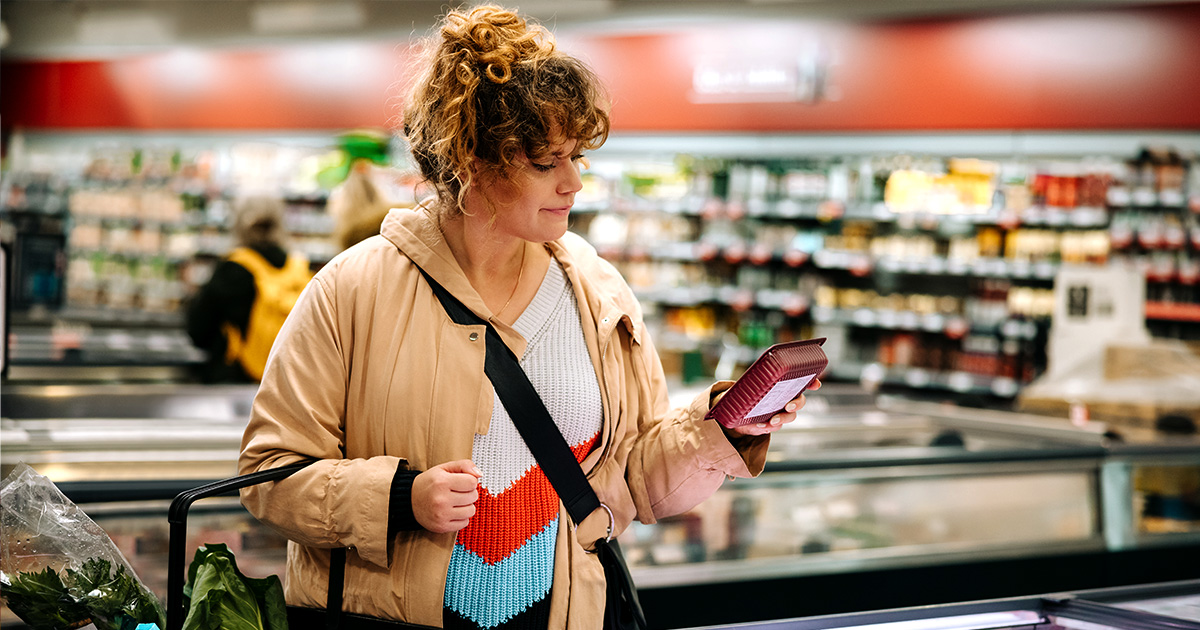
239, 5, 818, 629
329, 162, 397, 251
186, 193, 312, 383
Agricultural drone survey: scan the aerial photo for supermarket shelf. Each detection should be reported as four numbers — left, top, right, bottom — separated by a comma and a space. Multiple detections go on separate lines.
829, 362, 1024, 398
577, 197, 1112, 229
633, 285, 809, 314
13, 305, 186, 328
1145, 302, 1200, 323
609, 243, 1065, 281
7, 325, 204, 366
814, 250, 1062, 280
811, 306, 1043, 339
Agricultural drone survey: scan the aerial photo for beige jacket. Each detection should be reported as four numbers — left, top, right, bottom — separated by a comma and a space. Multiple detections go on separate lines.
239, 207, 769, 628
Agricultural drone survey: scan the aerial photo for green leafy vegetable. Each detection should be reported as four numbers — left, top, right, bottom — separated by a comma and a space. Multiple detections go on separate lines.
182, 543, 286, 630
71, 559, 166, 630
1, 560, 164, 630
1, 567, 91, 630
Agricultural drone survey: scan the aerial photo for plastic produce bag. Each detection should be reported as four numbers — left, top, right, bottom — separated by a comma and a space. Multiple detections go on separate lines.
0, 463, 166, 630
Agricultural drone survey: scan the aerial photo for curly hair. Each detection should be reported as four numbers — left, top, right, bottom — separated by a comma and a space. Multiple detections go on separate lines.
401, 4, 610, 217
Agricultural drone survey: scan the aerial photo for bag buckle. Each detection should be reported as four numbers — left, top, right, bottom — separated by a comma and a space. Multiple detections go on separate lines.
576, 502, 615, 554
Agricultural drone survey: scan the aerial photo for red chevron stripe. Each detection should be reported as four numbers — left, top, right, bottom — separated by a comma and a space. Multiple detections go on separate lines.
458, 433, 599, 564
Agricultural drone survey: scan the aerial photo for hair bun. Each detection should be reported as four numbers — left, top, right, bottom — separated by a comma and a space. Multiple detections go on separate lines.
442, 5, 552, 84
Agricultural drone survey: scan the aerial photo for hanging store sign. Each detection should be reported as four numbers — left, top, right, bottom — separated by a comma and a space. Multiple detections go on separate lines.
690, 47, 836, 104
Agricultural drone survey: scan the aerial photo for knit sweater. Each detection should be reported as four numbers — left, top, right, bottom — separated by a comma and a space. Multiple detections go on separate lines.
443, 258, 604, 630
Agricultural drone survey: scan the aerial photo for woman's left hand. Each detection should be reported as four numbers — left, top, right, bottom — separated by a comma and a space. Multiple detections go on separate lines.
727, 378, 821, 437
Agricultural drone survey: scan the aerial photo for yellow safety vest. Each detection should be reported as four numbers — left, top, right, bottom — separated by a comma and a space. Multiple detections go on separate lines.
222, 247, 313, 381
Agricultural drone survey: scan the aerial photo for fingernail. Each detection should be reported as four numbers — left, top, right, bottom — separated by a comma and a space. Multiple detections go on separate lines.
786, 403, 797, 412
757, 423, 767, 428
771, 417, 781, 426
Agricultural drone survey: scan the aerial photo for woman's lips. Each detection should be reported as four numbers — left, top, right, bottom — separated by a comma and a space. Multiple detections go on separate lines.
543, 205, 572, 216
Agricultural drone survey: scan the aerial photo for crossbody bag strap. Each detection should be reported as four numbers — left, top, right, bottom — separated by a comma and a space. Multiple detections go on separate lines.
417, 268, 603, 528
422, 268, 647, 630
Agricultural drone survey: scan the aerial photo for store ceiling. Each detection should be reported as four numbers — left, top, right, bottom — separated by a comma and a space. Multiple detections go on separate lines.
1, 0, 1196, 59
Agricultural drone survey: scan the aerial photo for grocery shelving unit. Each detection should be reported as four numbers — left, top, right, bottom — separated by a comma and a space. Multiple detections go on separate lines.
1, 131, 377, 381
569, 132, 1200, 403
4, 130, 1200, 397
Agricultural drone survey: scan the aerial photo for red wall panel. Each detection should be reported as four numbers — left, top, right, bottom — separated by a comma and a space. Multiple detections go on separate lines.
3, 4, 1199, 132
567, 4, 1200, 131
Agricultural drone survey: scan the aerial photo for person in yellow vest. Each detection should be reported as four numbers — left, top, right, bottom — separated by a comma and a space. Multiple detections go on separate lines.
186, 194, 313, 382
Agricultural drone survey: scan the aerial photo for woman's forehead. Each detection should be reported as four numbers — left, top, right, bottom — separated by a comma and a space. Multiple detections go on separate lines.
549, 137, 580, 156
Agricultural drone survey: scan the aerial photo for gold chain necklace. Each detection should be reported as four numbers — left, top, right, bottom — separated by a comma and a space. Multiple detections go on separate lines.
498, 243, 526, 316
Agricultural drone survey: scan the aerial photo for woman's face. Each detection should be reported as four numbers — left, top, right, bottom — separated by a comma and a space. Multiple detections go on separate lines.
474, 135, 586, 244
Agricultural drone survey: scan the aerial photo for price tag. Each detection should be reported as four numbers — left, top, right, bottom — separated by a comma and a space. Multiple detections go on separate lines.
904, 368, 931, 388
991, 377, 1019, 397
1160, 189, 1185, 207
947, 372, 975, 392
106, 332, 134, 350
1133, 187, 1158, 207
146, 334, 173, 352
852, 308, 877, 326
1107, 187, 1132, 207
776, 199, 802, 218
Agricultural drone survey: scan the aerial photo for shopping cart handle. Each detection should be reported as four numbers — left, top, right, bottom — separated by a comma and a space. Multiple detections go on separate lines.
166, 459, 316, 630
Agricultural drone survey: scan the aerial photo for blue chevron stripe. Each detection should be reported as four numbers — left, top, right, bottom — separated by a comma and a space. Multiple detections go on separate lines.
444, 517, 559, 629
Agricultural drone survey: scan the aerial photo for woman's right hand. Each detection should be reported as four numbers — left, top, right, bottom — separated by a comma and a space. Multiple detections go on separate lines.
412, 459, 483, 533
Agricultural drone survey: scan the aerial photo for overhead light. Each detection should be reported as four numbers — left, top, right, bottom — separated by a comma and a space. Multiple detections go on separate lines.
251, 1, 367, 34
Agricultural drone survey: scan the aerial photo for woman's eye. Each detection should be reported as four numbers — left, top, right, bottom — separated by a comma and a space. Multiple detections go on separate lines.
531, 162, 555, 172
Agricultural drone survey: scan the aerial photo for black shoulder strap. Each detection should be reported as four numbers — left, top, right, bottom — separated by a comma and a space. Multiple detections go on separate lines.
318, 269, 642, 630
417, 268, 602, 527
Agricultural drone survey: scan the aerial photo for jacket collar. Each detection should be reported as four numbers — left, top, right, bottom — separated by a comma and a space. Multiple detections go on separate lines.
548, 234, 643, 347
380, 205, 496, 321
380, 205, 642, 345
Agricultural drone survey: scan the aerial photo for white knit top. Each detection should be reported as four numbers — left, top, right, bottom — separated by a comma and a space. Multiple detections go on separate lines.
443, 257, 604, 630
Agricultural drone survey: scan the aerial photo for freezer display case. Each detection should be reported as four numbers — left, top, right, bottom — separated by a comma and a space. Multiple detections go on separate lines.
1074, 579, 1200, 624
1099, 426, 1200, 553
621, 389, 1113, 588
1, 383, 257, 488
678, 580, 1200, 630
0, 383, 280, 625
2, 383, 1198, 629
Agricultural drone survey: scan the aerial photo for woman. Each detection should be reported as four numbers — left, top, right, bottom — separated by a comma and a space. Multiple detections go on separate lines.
238, 5, 817, 629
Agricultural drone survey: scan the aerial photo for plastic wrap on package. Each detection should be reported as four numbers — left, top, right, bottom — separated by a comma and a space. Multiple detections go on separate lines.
0, 463, 165, 630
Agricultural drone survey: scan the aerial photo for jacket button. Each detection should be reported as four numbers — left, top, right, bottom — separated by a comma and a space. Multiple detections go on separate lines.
602, 317, 610, 323
469, 332, 479, 341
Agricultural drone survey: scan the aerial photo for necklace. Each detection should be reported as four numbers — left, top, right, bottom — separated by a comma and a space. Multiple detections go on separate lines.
498, 243, 526, 316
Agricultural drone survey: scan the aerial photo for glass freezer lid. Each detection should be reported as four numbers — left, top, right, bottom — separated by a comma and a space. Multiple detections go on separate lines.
691, 596, 1200, 630
1108, 595, 1200, 623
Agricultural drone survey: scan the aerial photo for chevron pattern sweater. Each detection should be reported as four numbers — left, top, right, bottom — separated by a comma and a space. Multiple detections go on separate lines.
443, 259, 603, 630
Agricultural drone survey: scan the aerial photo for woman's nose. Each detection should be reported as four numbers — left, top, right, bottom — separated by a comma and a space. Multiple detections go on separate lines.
559, 161, 584, 194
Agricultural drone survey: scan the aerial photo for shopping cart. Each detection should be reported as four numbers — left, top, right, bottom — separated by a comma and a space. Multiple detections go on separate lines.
165, 459, 315, 630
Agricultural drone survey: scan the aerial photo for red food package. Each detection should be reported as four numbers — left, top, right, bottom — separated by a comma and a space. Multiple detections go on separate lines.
705, 338, 828, 429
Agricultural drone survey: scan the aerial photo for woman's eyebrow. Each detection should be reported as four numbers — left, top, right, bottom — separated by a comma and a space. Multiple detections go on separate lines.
550, 141, 581, 158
